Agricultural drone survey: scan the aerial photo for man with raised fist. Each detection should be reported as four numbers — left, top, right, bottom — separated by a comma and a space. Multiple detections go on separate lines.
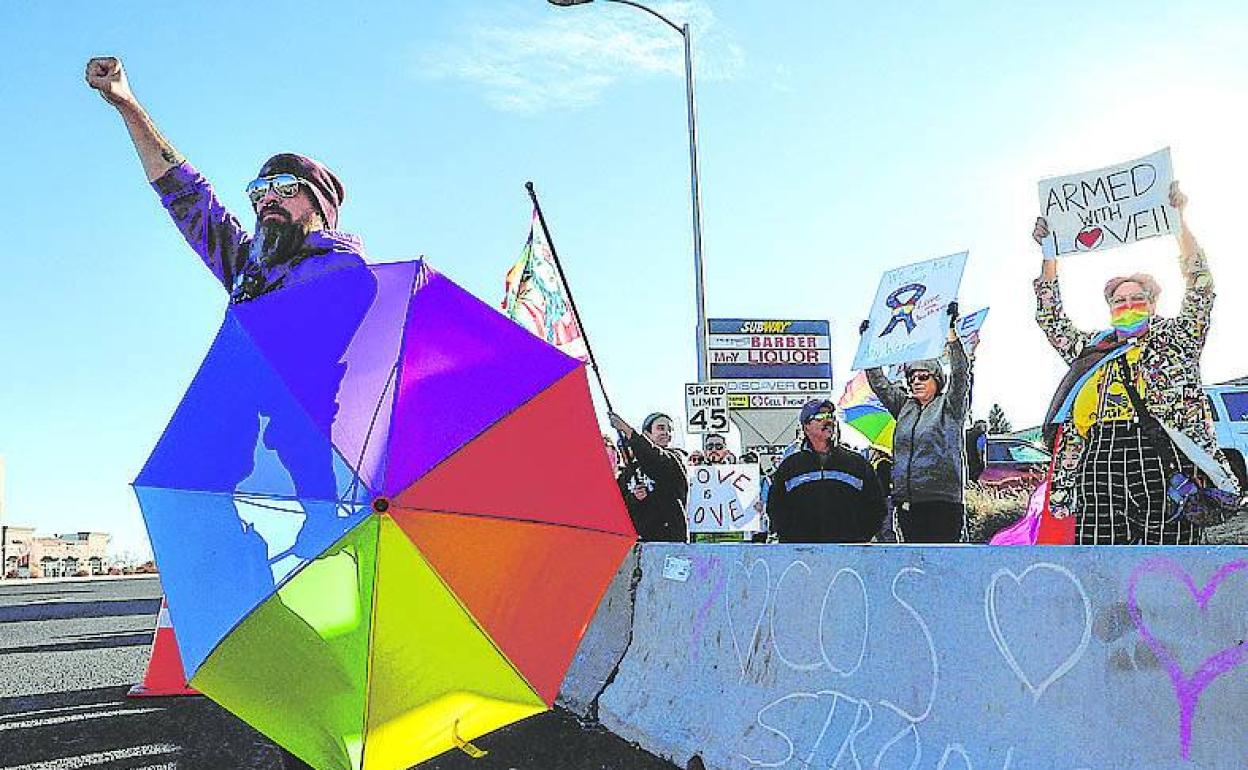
85, 55, 364, 303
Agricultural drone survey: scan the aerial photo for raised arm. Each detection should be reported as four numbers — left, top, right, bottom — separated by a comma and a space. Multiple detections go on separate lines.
945, 324, 970, 418
85, 57, 183, 182
859, 319, 908, 417
609, 412, 687, 491
1170, 182, 1216, 345
1031, 217, 1092, 364
87, 57, 250, 290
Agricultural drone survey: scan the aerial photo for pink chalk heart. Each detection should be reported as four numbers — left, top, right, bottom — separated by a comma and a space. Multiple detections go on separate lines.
1076, 227, 1104, 250
1127, 558, 1248, 760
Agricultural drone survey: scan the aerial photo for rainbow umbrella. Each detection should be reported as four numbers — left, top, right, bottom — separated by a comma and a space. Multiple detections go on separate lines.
838, 371, 896, 451
133, 259, 635, 770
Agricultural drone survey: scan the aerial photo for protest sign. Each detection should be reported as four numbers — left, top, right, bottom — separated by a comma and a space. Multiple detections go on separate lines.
956, 306, 989, 355
685, 383, 728, 435
685, 463, 763, 533
1037, 148, 1176, 258
851, 251, 968, 371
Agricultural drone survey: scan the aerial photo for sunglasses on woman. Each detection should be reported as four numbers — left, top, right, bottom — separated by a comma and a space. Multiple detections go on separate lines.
908, 371, 933, 383
245, 174, 305, 205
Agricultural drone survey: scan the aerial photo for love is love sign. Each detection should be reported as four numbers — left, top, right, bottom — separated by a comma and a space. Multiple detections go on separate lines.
685, 464, 763, 533
1037, 148, 1176, 258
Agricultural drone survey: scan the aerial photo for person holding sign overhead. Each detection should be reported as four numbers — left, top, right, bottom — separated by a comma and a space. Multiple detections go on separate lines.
861, 305, 970, 543
1032, 181, 1239, 545
767, 400, 885, 543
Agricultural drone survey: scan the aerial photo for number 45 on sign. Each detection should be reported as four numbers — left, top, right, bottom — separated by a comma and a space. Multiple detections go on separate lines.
685, 383, 728, 434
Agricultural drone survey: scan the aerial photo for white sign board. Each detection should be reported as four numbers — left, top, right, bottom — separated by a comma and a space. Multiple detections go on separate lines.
685, 464, 763, 533
685, 383, 728, 435
1038, 147, 1176, 258
852, 251, 968, 371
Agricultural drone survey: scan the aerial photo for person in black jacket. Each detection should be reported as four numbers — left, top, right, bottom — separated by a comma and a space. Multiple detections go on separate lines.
768, 400, 886, 543
609, 411, 689, 542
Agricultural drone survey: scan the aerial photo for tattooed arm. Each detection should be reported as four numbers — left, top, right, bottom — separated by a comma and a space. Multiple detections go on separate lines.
85, 57, 184, 182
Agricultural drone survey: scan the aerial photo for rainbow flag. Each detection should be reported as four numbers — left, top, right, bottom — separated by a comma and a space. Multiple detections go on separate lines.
502, 211, 589, 362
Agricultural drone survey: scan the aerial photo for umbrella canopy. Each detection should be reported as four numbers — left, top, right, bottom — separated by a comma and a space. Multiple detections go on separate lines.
838, 371, 896, 451
134, 259, 635, 770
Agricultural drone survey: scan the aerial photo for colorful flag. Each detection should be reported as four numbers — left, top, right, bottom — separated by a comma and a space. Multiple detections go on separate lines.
956, 306, 989, 356
838, 371, 896, 451
502, 212, 589, 362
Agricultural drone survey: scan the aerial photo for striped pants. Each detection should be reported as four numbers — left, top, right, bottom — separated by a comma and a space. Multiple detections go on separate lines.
1073, 421, 1199, 545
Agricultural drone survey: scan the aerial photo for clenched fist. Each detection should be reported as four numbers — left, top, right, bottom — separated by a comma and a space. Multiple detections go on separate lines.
85, 56, 136, 108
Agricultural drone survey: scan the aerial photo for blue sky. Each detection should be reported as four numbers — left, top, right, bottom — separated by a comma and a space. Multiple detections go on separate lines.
3, 2, 1248, 557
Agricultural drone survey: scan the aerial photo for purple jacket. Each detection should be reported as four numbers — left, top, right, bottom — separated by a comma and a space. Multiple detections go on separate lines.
152, 162, 367, 301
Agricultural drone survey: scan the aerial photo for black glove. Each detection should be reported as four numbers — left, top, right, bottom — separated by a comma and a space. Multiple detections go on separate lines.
946, 301, 959, 330
858, 319, 870, 336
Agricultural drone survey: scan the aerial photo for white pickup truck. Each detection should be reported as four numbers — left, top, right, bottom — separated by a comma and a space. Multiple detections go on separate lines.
1206, 382, 1248, 489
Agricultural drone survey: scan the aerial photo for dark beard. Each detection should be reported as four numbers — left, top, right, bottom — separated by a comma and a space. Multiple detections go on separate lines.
250, 215, 306, 268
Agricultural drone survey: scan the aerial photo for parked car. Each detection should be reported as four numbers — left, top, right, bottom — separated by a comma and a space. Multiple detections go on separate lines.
979, 436, 1051, 489
1205, 383, 1248, 490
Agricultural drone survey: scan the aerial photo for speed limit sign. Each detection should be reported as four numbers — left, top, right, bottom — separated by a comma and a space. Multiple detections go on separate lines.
685, 383, 729, 434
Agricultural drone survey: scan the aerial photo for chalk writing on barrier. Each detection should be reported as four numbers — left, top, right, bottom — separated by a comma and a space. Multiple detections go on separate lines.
726, 558, 772, 682
984, 563, 1091, 702
729, 558, 1098, 770
878, 567, 938, 723
820, 568, 869, 678
1127, 557, 1248, 761
770, 561, 822, 672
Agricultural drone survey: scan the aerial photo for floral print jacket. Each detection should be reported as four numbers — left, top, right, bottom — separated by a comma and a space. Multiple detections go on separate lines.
1033, 252, 1237, 518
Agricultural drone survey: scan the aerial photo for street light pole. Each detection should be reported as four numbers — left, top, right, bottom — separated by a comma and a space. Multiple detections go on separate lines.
682, 22, 708, 384
548, 0, 709, 382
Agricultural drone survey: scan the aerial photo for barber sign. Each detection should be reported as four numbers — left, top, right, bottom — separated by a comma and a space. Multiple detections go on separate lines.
685, 463, 763, 533
685, 383, 728, 435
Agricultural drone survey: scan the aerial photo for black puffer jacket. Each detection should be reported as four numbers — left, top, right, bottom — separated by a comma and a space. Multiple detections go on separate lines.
767, 442, 885, 543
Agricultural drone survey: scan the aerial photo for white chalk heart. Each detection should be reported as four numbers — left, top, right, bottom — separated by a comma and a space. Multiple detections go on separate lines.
985, 563, 1092, 701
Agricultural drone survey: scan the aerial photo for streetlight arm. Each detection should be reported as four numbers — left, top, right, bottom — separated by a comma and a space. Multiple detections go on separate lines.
603, 0, 684, 35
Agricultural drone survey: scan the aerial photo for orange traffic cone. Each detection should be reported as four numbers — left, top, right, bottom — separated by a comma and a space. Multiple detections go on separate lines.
128, 597, 199, 697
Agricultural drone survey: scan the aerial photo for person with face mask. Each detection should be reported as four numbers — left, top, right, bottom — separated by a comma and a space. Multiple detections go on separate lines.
861, 304, 970, 543
1032, 182, 1239, 545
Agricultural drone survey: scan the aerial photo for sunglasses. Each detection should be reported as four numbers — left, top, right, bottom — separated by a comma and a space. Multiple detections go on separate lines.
705, 442, 726, 451
908, 371, 933, 383
245, 174, 305, 205
1109, 293, 1150, 308
805, 412, 835, 423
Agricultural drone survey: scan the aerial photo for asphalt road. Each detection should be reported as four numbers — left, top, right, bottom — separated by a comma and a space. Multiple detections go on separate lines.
0, 577, 676, 770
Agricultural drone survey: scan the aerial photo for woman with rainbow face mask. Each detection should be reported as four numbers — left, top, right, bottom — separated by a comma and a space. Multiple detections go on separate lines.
1031, 181, 1240, 545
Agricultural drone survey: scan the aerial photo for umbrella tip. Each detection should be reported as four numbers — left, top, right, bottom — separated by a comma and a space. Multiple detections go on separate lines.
372, 497, 391, 514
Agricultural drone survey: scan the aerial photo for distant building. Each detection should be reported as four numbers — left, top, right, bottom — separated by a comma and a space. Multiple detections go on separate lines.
1, 453, 113, 579
2, 528, 112, 578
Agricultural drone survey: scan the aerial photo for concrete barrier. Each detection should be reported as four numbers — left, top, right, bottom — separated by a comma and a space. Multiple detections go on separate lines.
558, 545, 640, 718
590, 544, 1248, 770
